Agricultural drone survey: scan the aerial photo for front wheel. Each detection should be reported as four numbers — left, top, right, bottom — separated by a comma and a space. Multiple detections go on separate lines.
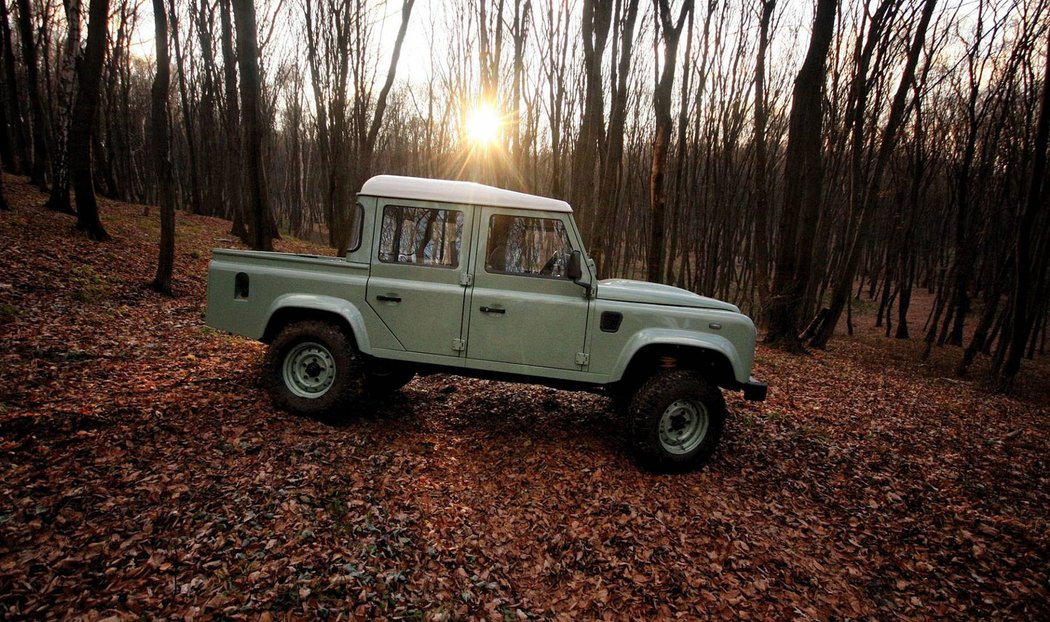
628, 370, 726, 473
265, 320, 364, 418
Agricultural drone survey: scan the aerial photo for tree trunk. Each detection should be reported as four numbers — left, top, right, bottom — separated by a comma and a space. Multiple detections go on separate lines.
0, 160, 8, 210
45, 0, 82, 214
0, 0, 29, 173
570, 0, 612, 233
999, 28, 1050, 387
752, 0, 775, 317
219, 0, 245, 240
14, 0, 49, 188
765, 0, 838, 351
231, 0, 274, 251
808, 0, 936, 348
169, 0, 205, 216
647, 0, 692, 284
150, 0, 175, 294
590, 0, 639, 276
342, 0, 416, 255
70, 0, 111, 241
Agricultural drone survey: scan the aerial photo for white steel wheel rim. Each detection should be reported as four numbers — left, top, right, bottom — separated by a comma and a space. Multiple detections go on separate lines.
658, 399, 709, 455
283, 342, 336, 399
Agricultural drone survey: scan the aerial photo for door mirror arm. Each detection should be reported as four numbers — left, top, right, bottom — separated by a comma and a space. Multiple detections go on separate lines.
569, 250, 593, 296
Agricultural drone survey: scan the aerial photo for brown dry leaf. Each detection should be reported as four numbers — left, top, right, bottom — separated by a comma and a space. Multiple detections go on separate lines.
0, 175, 1047, 621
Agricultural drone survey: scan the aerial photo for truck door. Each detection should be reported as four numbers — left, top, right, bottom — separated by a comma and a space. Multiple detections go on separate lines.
465, 208, 590, 370
366, 199, 472, 358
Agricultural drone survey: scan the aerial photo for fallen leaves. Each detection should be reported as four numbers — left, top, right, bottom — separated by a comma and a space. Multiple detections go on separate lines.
0, 174, 1048, 620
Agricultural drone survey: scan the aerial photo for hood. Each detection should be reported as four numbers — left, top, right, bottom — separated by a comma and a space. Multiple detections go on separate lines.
596, 279, 740, 313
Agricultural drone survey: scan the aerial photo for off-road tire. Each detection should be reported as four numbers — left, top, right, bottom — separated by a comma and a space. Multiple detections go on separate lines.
628, 370, 726, 473
265, 320, 364, 419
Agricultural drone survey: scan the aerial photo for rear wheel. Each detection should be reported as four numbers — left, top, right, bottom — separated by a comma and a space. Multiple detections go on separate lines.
628, 370, 726, 472
266, 320, 364, 418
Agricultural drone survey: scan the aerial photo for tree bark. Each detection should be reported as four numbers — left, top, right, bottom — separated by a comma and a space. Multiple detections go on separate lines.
590, 0, 639, 276
45, 0, 82, 214
0, 160, 8, 210
764, 0, 838, 351
752, 0, 776, 317
150, 0, 176, 294
808, 0, 936, 348
570, 0, 612, 232
70, 0, 111, 241
169, 0, 205, 216
999, 27, 1050, 387
231, 0, 274, 251
341, 0, 416, 255
14, 0, 49, 188
0, 0, 28, 173
219, 0, 245, 239
647, 0, 693, 284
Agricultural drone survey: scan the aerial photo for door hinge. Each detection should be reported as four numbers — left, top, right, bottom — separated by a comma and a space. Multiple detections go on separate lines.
459, 273, 474, 286
575, 352, 590, 366
452, 338, 466, 352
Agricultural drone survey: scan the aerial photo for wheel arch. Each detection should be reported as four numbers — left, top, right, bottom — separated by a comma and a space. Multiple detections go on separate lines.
612, 332, 742, 390
262, 295, 371, 353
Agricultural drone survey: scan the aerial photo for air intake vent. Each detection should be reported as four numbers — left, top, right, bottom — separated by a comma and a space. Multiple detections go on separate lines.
600, 311, 623, 333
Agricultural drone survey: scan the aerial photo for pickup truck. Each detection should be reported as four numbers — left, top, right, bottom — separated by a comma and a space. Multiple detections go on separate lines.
206, 175, 765, 472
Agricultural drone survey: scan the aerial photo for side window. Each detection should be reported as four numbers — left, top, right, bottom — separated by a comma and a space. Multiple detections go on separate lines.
347, 202, 364, 253
485, 215, 573, 278
378, 205, 464, 268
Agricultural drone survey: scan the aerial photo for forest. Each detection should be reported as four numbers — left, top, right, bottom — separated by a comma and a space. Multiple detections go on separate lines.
0, 0, 1047, 380
0, 0, 1048, 618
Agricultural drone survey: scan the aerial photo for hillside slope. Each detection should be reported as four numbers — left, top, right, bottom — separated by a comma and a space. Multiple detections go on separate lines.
0, 175, 1047, 620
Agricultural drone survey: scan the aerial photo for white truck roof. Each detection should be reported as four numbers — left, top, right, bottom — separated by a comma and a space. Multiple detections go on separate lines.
358, 175, 572, 213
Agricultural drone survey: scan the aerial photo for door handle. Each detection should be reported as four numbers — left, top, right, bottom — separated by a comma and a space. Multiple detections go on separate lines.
377, 294, 402, 303
479, 306, 505, 314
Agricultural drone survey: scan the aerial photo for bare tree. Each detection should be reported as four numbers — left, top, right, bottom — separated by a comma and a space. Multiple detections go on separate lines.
14, 0, 49, 187
591, 0, 640, 275
751, 0, 776, 313
647, 0, 693, 283
999, 25, 1050, 387
765, 0, 838, 350
150, 0, 176, 294
169, 0, 204, 216
344, 0, 417, 254
808, 0, 937, 348
44, 0, 81, 213
571, 0, 612, 227
1, 0, 1045, 381
0, 0, 29, 173
231, 0, 275, 251
218, 0, 244, 238
70, 0, 111, 241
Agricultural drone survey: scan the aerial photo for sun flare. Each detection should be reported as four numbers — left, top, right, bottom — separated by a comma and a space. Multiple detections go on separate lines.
465, 103, 502, 147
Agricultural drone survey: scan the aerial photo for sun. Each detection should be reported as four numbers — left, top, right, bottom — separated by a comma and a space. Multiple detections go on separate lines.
465, 103, 502, 147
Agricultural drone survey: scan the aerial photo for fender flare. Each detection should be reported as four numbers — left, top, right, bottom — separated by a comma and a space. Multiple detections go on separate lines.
265, 294, 372, 354
610, 329, 746, 384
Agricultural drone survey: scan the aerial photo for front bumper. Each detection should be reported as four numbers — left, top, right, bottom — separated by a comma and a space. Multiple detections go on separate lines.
741, 377, 767, 401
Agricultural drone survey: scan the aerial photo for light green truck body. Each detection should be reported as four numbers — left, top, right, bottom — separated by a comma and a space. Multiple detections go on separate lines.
206, 176, 765, 470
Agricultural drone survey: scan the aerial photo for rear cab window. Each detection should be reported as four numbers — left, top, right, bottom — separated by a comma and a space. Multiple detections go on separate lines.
378, 205, 464, 268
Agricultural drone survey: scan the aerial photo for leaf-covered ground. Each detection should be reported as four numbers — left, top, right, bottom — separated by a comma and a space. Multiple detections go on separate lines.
1, 175, 1047, 620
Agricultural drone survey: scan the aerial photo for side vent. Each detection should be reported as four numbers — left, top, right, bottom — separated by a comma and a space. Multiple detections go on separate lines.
600, 311, 623, 333
234, 272, 250, 299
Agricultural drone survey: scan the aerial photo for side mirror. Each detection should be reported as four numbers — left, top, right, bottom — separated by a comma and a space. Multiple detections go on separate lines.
568, 250, 593, 296
567, 250, 583, 281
